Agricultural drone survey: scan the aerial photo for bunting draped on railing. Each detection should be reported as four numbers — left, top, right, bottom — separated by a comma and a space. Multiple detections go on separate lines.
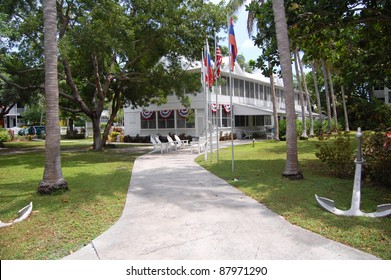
223, 104, 231, 114
211, 103, 218, 113
141, 111, 154, 119
178, 108, 189, 118
159, 110, 172, 118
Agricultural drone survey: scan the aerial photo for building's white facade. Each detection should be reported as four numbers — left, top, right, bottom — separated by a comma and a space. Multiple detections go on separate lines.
1, 104, 25, 128
124, 58, 311, 138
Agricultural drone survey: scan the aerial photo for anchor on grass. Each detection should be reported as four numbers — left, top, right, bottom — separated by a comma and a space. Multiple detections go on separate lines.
315, 128, 391, 218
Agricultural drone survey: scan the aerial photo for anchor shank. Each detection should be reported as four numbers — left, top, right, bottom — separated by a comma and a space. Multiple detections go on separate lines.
349, 128, 364, 214
350, 162, 362, 213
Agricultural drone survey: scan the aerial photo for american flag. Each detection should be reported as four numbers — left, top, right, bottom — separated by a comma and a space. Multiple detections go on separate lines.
215, 46, 222, 79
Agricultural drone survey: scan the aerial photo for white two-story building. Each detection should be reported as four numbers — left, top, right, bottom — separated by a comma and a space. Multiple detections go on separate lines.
123, 57, 312, 139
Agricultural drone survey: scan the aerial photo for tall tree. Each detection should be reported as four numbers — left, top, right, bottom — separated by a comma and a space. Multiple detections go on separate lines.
38, 0, 68, 194
326, 65, 338, 132
341, 85, 349, 132
293, 49, 307, 138
272, 0, 302, 179
297, 51, 314, 136
55, 0, 226, 150
310, 61, 323, 134
321, 59, 332, 134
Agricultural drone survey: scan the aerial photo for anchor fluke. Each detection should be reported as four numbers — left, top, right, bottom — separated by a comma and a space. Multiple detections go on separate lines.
315, 195, 335, 210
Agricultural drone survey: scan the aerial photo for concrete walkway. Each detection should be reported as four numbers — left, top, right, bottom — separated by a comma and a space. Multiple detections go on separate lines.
64, 143, 377, 260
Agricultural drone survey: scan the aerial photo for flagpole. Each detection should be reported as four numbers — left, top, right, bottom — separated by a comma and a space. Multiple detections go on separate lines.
214, 32, 219, 163
227, 15, 234, 175
202, 47, 208, 161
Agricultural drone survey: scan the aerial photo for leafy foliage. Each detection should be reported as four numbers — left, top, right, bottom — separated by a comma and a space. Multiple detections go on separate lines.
0, 128, 11, 146
362, 130, 391, 188
315, 132, 355, 178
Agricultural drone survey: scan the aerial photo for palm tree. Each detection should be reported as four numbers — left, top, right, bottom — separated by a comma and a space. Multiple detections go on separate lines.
293, 49, 308, 138
326, 65, 338, 132
321, 58, 332, 134
341, 85, 350, 132
297, 51, 314, 136
38, 0, 68, 194
311, 61, 323, 134
229, 0, 302, 178
272, 0, 302, 178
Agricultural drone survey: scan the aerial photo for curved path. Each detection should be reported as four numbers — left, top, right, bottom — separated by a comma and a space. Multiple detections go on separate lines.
64, 144, 377, 260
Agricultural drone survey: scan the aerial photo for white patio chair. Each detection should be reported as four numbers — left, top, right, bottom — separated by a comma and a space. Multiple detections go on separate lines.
166, 135, 178, 150
174, 135, 189, 149
190, 136, 207, 153
155, 136, 171, 152
150, 135, 168, 153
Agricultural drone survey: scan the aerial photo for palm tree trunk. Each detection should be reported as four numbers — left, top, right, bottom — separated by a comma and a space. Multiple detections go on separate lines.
341, 85, 350, 132
326, 66, 338, 132
297, 51, 314, 136
311, 61, 323, 134
293, 50, 307, 138
272, 0, 303, 179
38, 0, 68, 194
321, 59, 332, 134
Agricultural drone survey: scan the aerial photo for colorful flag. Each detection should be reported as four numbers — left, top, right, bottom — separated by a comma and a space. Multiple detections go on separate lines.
215, 46, 222, 79
229, 17, 238, 71
203, 39, 214, 89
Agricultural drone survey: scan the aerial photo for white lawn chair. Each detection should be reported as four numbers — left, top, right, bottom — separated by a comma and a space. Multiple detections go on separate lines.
150, 135, 169, 153
174, 135, 189, 149
191, 136, 207, 153
155, 136, 171, 152
166, 135, 178, 150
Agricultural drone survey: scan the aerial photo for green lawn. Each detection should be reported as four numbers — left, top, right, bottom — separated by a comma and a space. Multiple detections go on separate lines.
196, 138, 391, 259
1, 137, 390, 259
0, 140, 149, 259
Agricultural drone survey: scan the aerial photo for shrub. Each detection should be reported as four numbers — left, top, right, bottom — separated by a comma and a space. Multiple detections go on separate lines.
315, 132, 355, 178
0, 129, 11, 147
123, 134, 150, 143
362, 130, 391, 188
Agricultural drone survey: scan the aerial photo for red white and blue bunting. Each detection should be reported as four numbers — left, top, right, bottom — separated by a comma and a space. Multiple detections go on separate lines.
178, 108, 190, 118
141, 111, 154, 119
159, 110, 173, 118
211, 103, 218, 113
223, 104, 231, 114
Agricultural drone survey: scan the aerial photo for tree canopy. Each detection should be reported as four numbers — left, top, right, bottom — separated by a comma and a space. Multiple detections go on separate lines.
0, 0, 228, 149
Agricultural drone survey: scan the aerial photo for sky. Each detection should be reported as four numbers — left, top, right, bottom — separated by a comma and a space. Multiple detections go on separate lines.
210, 0, 263, 62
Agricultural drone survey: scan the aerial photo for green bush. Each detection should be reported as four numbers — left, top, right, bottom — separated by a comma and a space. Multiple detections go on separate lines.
362, 130, 391, 188
0, 129, 11, 147
315, 132, 355, 178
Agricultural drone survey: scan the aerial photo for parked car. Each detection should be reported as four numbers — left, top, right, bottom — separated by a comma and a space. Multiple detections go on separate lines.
18, 126, 46, 136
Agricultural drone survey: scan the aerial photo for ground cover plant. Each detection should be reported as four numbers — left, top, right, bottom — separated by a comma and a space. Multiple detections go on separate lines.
196, 137, 391, 259
0, 140, 149, 259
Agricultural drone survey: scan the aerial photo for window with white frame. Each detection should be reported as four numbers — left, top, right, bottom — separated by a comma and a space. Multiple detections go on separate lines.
140, 111, 156, 129
158, 110, 175, 129
176, 109, 195, 128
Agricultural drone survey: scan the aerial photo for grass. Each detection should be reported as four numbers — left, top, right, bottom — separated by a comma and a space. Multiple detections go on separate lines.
0, 139, 149, 259
196, 137, 391, 259
1, 136, 390, 259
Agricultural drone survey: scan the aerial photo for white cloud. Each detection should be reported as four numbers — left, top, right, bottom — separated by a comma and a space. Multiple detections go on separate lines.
241, 39, 255, 50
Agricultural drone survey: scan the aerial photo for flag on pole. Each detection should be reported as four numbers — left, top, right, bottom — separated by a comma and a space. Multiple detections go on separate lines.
204, 39, 214, 89
215, 46, 222, 79
229, 17, 238, 71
